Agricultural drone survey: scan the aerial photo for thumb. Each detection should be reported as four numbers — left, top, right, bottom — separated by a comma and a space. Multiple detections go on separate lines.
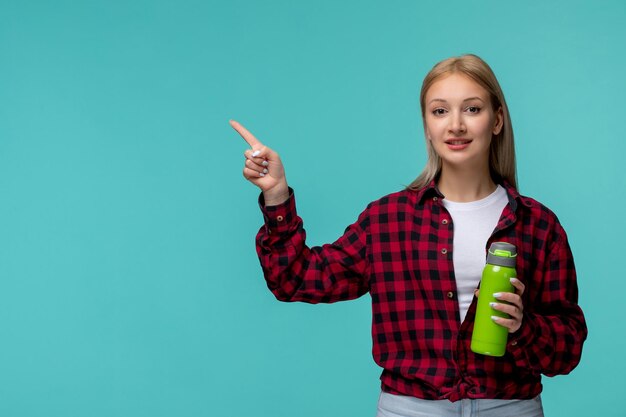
247, 145, 281, 165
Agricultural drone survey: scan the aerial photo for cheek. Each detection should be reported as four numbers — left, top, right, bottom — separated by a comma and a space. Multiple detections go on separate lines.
468, 117, 494, 136
424, 118, 443, 136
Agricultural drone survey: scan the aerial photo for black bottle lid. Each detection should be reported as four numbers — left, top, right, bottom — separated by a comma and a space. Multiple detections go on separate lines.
487, 242, 517, 268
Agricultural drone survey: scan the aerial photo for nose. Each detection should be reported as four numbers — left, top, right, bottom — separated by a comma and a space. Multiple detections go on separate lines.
448, 111, 466, 134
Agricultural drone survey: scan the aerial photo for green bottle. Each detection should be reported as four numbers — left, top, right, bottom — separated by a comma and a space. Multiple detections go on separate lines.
471, 242, 517, 357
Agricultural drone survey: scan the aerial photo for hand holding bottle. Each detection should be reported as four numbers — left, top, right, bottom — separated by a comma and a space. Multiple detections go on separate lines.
473, 268, 525, 334
490, 277, 525, 334
471, 242, 525, 356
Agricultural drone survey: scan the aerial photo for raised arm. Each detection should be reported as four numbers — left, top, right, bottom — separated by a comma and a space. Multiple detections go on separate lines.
230, 119, 370, 303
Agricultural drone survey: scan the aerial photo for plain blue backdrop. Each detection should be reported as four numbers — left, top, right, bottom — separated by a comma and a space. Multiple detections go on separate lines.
1, 0, 624, 416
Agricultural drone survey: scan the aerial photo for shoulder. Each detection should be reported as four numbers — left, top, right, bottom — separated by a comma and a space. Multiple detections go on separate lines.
352, 189, 423, 227
516, 192, 557, 218
366, 188, 419, 211
514, 191, 568, 240
502, 181, 562, 225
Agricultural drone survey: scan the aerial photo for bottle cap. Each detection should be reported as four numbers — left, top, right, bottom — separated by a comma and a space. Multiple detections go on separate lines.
487, 242, 517, 267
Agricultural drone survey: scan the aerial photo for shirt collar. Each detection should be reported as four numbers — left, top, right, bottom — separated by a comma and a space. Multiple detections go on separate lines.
415, 180, 444, 205
416, 178, 521, 210
501, 180, 520, 212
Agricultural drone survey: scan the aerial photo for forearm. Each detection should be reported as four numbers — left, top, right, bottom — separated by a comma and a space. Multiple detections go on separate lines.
508, 306, 587, 375
256, 190, 369, 303
508, 234, 587, 376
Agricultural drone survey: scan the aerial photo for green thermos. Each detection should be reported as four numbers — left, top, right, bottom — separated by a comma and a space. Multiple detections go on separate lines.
471, 242, 517, 357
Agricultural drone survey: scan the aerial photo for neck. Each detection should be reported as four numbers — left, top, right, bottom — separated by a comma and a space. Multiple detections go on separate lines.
437, 164, 496, 202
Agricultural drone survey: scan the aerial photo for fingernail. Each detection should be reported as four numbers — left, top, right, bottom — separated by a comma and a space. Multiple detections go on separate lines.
263, 168, 268, 174
252, 150, 261, 157
259, 172, 265, 177
510, 278, 519, 283
262, 160, 269, 166
491, 315, 500, 321
490, 302, 498, 308
493, 293, 502, 298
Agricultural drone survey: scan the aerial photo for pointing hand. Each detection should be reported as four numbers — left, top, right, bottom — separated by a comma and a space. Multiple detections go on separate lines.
230, 120, 289, 206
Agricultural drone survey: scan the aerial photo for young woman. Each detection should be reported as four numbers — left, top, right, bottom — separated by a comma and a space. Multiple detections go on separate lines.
231, 54, 587, 417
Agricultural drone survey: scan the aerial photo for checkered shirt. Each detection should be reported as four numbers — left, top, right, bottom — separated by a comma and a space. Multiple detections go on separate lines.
255, 181, 587, 401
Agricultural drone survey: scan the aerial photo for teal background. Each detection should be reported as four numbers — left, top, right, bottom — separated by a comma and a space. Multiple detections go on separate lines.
1, 0, 624, 416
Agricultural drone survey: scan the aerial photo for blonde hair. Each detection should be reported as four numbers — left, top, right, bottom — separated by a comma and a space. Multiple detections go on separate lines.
407, 54, 517, 190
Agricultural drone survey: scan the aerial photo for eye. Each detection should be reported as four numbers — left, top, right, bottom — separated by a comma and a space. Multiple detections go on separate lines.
466, 106, 481, 114
432, 108, 447, 116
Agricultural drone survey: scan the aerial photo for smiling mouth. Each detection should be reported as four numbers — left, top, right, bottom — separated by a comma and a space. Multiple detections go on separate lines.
445, 139, 472, 145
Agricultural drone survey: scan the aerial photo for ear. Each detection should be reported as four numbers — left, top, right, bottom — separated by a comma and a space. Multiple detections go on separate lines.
493, 107, 504, 135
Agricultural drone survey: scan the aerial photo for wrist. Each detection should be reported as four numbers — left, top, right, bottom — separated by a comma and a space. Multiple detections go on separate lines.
263, 183, 290, 206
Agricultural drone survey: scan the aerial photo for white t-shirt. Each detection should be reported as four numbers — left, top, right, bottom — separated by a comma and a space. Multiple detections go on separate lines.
442, 185, 508, 323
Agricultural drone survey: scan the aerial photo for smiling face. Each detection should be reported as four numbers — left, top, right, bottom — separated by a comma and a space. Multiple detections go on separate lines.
423, 73, 503, 173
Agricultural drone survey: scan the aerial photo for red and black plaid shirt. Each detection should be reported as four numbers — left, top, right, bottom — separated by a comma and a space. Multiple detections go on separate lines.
256, 181, 587, 401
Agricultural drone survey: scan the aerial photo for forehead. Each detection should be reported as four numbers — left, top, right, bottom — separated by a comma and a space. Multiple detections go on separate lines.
425, 73, 490, 103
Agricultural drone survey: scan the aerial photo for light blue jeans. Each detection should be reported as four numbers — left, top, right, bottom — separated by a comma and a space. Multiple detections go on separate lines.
377, 391, 544, 417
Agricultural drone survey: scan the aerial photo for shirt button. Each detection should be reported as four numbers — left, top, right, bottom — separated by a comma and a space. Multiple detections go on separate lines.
276, 215, 284, 222
511, 340, 518, 346
441, 248, 448, 254
447, 291, 454, 299
433, 196, 438, 202
442, 219, 448, 225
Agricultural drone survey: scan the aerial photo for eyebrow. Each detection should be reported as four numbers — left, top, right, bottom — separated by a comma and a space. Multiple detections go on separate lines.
428, 97, 485, 105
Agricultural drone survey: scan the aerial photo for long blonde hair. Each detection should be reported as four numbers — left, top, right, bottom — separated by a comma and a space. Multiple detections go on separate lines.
407, 54, 517, 190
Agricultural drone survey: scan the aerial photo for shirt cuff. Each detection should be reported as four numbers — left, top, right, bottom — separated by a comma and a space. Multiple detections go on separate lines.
258, 187, 297, 235
507, 316, 536, 364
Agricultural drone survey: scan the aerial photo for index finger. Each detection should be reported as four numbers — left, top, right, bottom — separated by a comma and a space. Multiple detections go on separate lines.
229, 120, 262, 148
510, 277, 525, 295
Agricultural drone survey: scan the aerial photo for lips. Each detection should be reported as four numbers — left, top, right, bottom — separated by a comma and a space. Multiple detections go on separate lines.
444, 138, 472, 150
444, 138, 472, 145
